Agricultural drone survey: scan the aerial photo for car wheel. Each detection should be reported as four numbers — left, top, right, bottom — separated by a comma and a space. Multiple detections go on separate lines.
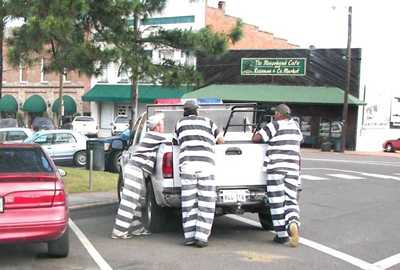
385, 143, 394, 152
48, 227, 69, 258
117, 170, 123, 202
143, 181, 167, 233
112, 151, 122, 173
258, 208, 274, 230
73, 151, 87, 167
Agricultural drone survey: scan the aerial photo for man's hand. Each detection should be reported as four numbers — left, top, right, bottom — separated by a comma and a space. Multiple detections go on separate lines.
252, 131, 262, 143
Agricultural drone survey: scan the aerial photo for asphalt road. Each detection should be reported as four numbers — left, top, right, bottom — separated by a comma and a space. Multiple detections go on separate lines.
1, 151, 400, 270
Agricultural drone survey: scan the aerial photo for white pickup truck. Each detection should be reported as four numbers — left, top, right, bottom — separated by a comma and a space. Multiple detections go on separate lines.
118, 103, 274, 232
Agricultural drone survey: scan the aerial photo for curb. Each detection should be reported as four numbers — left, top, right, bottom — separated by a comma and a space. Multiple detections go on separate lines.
69, 200, 118, 210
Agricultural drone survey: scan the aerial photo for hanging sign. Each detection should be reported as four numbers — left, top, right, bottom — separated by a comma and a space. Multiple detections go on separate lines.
241, 57, 307, 76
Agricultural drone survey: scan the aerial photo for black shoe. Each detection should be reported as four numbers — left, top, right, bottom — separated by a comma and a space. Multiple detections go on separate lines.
273, 235, 289, 244
184, 240, 196, 246
195, 240, 208, 248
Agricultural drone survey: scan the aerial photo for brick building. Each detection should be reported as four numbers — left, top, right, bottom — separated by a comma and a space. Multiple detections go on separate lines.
0, 30, 91, 127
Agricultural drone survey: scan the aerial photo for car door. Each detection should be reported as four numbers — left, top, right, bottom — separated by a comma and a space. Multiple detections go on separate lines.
51, 133, 78, 161
33, 134, 55, 157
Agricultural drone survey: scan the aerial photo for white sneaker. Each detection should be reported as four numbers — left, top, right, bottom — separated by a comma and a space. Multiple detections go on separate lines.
111, 231, 133, 239
131, 228, 151, 236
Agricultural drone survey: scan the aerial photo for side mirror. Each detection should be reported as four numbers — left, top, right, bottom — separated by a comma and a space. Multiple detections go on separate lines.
58, 168, 67, 177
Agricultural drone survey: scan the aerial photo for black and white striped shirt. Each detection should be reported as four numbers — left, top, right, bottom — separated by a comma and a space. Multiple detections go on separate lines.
257, 119, 303, 172
129, 131, 169, 173
174, 115, 221, 169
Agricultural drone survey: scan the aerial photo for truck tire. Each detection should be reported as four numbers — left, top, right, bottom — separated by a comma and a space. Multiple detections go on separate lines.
117, 170, 123, 202
143, 181, 167, 233
258, 209, 274, 230
112, 151, 122, 173
48, 227, 69, 258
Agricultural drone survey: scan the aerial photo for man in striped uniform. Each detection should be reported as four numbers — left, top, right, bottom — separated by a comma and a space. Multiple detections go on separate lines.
111, 113, 169, 239
173, 100, 224, 247
252, 104, 303, 247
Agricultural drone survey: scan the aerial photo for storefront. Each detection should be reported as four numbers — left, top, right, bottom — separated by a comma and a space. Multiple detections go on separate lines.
193, 48, 364, 149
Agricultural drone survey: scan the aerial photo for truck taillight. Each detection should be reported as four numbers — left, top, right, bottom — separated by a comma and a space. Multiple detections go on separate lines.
162, 152, 173, 178
5, 190, 66, 209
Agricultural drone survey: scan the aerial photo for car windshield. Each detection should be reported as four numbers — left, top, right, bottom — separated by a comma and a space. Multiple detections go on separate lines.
24, 132, 43, 143
75, 116, 94, 122
0, 118, 18, 128
115, 117, 129, 123
0, 148, 53, 173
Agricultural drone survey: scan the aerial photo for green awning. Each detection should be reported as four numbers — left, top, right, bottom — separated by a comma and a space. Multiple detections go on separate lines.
0, 95, 18, 113
22, 95, 47, 113
52, 95, 77, 115
82, 84, 192, 103
182, 84, 365, 105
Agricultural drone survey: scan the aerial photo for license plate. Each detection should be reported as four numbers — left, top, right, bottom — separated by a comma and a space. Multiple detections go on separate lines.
221, 189, 249, 203
0, 197, 3, 213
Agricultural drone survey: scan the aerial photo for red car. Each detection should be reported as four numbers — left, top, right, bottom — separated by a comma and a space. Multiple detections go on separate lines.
383, 138, 400, 152
0, 144, 69, 257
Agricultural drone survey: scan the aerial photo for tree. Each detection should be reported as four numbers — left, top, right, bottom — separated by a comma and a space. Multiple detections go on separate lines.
0, 0, 27, 101
87, 0, 242, 121
6, 0, 101, 126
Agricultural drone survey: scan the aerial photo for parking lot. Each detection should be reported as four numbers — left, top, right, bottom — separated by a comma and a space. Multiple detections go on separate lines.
1, 152, 400, 270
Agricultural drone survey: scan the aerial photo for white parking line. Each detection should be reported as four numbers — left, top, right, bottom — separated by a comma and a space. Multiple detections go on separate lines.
303, 158, 400, 167
303, 168, 400, 182
301, 175, 328, 181
69, 219, 113, 270
225, 215, 380, 270
373, 253, 400, 269
327, 174, 366, 180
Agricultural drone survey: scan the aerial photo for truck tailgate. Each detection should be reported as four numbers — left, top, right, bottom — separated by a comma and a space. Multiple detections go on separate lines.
172, 143, 267, 187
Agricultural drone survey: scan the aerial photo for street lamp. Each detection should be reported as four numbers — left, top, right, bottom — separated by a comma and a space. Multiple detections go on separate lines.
340, 6, 352, 152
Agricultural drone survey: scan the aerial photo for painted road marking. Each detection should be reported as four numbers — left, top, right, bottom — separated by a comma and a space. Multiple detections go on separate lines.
301, 175, 329, 181
303, 158, 400, 167
69, 219, 113, 270
327, 173, 366, 180
373, 253, 400, 269
226, 215, 381, 270
303, 168, 400, 182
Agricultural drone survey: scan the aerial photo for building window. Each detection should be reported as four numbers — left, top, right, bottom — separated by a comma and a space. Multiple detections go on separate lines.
117, 104, 129, 116
41, 58, 48, 83
141, 15, 195, 25
159, 49, 174, 63
19, 63, 28, 83
63, 69, 70, 83
98, 65, 108, 83
118, 70, 129, 83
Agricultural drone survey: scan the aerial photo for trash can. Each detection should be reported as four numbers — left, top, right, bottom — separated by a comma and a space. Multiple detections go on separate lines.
321, 141, 332, 152
86, 140, 105, 171
333, 139, 342, 152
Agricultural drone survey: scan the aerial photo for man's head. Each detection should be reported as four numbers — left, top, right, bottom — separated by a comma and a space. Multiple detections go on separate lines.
272, 103, 291, 120
147, 113, 164, 132
183, 100, 199, 116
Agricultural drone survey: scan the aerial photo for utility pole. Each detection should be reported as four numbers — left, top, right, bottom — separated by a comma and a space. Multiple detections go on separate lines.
340, 6, 352, 152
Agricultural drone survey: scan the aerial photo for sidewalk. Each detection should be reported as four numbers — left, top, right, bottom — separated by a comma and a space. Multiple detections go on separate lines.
68, 191, 118, 210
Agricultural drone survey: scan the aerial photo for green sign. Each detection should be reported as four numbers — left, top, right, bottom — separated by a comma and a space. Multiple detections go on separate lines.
241, 58, 307, 76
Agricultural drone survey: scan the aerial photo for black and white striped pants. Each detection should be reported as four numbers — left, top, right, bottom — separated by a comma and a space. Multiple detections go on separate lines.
180, 170, 216, 243
112, 164, 145, 235
265, 169, 300, 238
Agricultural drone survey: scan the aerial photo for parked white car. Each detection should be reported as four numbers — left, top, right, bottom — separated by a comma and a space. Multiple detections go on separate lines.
0, 128, 34, 143
72, 116, 98, 137
111, 115, 130, 136
24, 129, 88, 166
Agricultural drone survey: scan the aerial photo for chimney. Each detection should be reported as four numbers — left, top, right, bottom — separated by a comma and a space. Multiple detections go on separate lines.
218, 1, 225, 13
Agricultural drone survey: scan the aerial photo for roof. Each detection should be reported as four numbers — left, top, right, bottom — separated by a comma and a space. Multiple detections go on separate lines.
82, 84, 192, 103
182, 84, 365, 105
0, 143, 39, 148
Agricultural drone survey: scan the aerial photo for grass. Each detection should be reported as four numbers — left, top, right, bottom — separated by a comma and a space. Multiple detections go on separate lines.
59, 166, 118, 193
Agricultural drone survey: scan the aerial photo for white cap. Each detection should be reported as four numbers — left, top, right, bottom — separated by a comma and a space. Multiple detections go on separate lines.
147, 113, 164, 129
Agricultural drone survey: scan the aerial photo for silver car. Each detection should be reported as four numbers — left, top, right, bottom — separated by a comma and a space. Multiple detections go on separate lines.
0, 128, 34, 143
24, 129, 88, 166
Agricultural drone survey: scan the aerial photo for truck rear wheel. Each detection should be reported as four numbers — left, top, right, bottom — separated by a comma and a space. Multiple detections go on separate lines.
143, 182, 167, 233
258, 209, 274, 230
